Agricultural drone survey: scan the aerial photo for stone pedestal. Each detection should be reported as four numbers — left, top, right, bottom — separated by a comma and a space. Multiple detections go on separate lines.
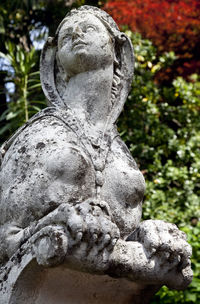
0, 256, 158, 304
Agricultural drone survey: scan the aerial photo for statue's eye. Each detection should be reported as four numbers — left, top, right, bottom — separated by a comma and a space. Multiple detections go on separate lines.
64, 33, 71, 40
86, 25, 96, 32
59, 34, 71, 47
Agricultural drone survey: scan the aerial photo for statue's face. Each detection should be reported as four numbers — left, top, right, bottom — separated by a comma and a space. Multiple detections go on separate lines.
57, 13, 114, 77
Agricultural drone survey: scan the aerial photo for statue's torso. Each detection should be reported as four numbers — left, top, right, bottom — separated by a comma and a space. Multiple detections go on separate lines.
0, 113, 145, 238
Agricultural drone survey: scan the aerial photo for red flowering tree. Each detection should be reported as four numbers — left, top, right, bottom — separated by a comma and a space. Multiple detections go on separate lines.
104, 0, 200, 78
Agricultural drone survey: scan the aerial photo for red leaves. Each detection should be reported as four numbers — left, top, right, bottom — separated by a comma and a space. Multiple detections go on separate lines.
104, 0, 200, 77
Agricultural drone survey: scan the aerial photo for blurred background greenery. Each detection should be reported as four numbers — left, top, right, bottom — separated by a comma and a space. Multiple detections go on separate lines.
0, 1, 199, 303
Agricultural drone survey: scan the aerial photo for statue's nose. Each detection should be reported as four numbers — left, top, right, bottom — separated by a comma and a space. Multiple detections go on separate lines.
72, 26, 83, 40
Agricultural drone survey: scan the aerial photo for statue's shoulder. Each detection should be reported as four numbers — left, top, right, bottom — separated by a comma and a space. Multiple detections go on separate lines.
0, 107, 78, 164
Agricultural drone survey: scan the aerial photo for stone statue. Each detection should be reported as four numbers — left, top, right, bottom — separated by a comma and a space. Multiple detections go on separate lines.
0, 6, 192, 304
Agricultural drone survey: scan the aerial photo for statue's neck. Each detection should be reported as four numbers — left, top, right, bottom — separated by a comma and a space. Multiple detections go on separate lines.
63, 66, 113, 134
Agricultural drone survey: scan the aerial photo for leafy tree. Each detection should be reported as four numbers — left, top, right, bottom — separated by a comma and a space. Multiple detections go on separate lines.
104, 0, 200, 79
118, 31, 200, 303
0, 42, 45, 137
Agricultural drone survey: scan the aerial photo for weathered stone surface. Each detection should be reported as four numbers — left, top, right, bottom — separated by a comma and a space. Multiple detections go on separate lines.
0, 5, 192, 303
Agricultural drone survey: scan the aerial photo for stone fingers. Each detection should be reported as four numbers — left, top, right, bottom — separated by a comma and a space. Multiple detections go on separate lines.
95, 215, 120, 252
84, 212, 101, 246
31, 200, 120, 258
67, 211, 86, 243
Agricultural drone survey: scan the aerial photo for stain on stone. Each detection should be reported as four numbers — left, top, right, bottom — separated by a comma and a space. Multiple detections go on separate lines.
18, 146, 26, 154
16, 252, 22, 264
3, 273, 8, 282
21, 174, 26, 181
36, 142, 45, 149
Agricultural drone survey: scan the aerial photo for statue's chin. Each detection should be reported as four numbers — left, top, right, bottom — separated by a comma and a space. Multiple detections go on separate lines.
60, 50, 113, 77
62, 57, 94, 77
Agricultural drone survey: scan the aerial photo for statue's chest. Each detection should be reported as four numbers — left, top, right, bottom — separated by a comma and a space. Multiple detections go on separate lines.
102, 155, 144, 207
0, 123, 144, 229
44, 139, 143, 207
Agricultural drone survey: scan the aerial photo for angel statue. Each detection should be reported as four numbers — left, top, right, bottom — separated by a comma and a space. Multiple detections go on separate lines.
0, 5, 192, 304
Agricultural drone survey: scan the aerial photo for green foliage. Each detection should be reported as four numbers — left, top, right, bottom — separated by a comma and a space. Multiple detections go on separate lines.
118, 31, 200, 303
0, 42, 46, 138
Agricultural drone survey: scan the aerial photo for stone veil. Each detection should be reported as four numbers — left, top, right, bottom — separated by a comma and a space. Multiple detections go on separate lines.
0, 5, 192, 304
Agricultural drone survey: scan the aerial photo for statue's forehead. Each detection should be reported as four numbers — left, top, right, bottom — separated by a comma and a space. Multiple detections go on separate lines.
59, 13, 106, 33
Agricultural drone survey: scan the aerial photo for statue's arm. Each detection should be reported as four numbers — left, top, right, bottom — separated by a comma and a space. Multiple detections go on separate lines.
0, 199, 120, 268
109, 220, 192, 290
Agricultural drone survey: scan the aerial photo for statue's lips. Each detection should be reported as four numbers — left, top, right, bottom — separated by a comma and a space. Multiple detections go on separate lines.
72, 40, 87, 49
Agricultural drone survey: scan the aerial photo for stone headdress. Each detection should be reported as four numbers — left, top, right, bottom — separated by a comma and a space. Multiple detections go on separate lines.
40, 5, 134, 126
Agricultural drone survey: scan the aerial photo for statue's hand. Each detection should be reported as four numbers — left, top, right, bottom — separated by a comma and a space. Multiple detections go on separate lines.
74, 199, 120, 252
126, 220, 192, 289
34, 200, 119, 249
30, 199, 119, 268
